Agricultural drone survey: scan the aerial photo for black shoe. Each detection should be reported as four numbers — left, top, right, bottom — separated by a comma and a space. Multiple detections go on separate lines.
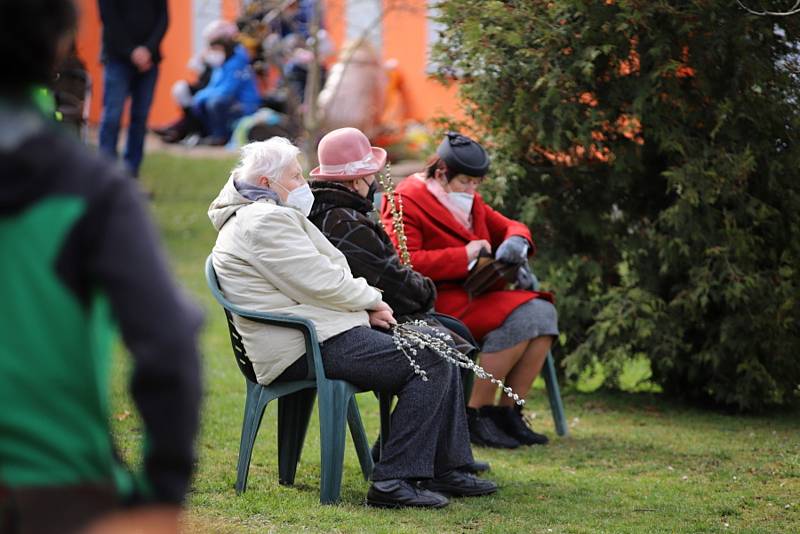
161, 130, 186, 144
152, 126, 174, 137
199, 135, 228, 146
482, 405, 549, 445
467, 407, 521, 449
419, 470, 498, 497
460, 459, 491, 474
366, 479, 449, 509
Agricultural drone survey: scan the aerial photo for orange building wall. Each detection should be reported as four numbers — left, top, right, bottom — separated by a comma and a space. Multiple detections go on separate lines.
75, 0, 462, 127
380, 0, 461, 122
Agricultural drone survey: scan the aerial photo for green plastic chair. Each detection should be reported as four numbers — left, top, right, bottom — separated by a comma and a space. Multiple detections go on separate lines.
205, 255, 376, 504
530, 272, 568, 436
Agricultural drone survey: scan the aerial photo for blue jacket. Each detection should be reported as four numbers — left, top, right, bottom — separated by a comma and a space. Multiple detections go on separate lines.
193, 45, 261, 115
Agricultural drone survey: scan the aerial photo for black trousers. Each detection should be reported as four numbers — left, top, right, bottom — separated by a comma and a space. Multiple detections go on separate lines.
319, 326, 474, 481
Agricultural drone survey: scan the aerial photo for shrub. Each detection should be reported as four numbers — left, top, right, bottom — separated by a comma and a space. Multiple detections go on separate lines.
433, 0, 800, 410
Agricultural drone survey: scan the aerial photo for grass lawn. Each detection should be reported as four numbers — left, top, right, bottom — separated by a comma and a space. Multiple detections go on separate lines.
108, 152, 800, 533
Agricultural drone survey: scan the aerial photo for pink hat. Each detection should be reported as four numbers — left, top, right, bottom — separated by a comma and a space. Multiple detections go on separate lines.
203, 20, 238, 43
310, 128, 387, 181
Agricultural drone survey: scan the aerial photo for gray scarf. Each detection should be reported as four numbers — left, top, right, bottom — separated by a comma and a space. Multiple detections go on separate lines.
234, 180, 281, 204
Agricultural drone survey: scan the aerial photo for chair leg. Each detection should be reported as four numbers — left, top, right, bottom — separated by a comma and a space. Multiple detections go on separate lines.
542, 352, 568, 436
236, 381, 271, 494
277, 388, 316, 486
346, 395, 374, 481
377, 393, 393, 462
316, 381, 351, 504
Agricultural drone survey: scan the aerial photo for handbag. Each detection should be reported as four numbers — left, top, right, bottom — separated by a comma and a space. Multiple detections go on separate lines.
463, 249, 521, 298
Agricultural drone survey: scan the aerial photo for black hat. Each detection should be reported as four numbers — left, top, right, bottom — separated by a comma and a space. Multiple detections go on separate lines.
436, 132, 490, 178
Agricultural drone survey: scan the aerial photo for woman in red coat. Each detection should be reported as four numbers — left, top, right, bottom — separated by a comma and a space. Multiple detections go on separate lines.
381, 132, 558, 449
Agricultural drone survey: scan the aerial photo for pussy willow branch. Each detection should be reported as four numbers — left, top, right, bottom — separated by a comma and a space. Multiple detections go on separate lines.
377, 163, 412, 266
391, 320, 526, 406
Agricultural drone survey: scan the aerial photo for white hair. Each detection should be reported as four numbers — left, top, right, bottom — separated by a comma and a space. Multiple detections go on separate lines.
233, 137, 301, 185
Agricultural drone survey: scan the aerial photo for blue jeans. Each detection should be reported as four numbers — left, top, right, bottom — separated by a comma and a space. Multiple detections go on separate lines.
98, 60, 159, 177
195, 95, 245, 140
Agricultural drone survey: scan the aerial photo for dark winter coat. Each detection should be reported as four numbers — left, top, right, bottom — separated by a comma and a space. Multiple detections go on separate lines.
99, 0, 168, 64
308, 181, 437, 318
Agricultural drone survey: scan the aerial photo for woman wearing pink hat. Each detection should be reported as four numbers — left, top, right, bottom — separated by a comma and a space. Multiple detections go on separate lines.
209, 136, 496, 508
308, 127, 493, 476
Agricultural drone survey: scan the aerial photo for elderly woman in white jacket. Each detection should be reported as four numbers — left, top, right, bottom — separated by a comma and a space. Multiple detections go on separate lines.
208, 138, 496, 508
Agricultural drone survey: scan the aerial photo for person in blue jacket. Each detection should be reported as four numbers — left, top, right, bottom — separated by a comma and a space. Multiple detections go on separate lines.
192, 32, 261, 145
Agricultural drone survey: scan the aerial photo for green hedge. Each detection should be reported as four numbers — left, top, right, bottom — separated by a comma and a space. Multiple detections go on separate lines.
433, 0, 800, 411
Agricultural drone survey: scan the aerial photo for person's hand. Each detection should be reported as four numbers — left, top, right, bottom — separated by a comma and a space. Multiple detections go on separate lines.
82, 505, 181, 534
466, 240, 492, 262
368, 301, 397, 329
131, 46, 153, 72
516, 262, 535, 290
495, 235, 529, 265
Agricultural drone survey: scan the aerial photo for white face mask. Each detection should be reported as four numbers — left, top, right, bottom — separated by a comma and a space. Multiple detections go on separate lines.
448, 191, 474, 214
280, 183, 315, 217
205, 49, 226, 68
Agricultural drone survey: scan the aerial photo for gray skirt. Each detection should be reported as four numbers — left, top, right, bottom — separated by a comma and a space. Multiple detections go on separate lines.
481, 298, 559, 353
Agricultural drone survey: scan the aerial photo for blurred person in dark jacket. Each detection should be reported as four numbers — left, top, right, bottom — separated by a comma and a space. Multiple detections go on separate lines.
0, 1, 202, 533
97, 0, 167, 177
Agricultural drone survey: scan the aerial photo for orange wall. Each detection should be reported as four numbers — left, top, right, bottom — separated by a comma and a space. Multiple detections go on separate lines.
75, 0, 462, 127
380, 0, 461, 123
221, 0, 240, 21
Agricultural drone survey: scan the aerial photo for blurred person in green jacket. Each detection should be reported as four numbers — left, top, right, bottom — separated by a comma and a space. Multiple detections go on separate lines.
0, 1, 203, 533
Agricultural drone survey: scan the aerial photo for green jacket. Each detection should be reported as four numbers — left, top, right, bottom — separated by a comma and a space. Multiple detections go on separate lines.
0, 103, 202, 504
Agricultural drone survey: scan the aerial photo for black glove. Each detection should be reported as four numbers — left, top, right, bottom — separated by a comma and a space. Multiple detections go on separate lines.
495, 235, 529, 265
516, 262, 536, 290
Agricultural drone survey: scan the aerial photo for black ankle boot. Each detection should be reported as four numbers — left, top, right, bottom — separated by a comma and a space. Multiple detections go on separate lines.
466, 407, 521, 449
481, 405, 549, 446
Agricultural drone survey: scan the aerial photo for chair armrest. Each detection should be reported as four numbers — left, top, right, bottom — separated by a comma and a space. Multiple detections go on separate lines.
224, 304, 324, 382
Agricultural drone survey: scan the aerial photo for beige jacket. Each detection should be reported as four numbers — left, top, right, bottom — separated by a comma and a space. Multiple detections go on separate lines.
208, 177, 383, 385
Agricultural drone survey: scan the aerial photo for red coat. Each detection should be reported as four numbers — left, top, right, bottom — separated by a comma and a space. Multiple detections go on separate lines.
381, 176, 552, 341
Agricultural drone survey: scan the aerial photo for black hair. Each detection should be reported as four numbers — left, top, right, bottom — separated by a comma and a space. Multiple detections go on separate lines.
0, 0, 78, 93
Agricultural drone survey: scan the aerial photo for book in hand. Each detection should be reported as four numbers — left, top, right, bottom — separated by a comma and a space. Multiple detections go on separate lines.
463, 249, 521, 298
